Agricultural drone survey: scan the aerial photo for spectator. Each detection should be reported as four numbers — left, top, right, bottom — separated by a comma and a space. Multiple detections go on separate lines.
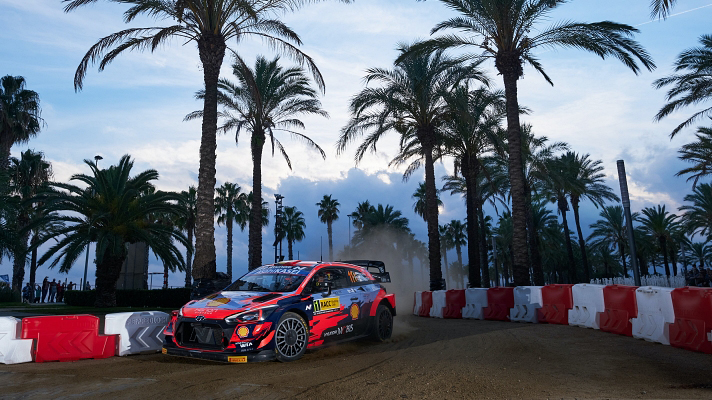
22, 282, 32, 304
57, 282, 65, 303
34, 284, 41, 303
84, 281, 91, 290
49, 279, 57, 302
68, 281, 75, 291
41, 277, 49, 303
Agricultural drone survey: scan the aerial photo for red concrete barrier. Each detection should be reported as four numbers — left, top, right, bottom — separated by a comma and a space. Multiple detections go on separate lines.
539, 284, 574, 325
419, 291, 433, 318
443, 290, 466, 319
21, 315, 117, 362
599, 285, 638, 336
483, 287, 515, 321
668, 287, 712, 354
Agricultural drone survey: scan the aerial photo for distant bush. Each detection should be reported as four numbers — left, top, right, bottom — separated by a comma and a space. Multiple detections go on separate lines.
64, 288, 190, 308
0, 286, 20, 303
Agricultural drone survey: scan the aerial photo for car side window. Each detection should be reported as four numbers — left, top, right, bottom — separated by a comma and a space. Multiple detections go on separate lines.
306, 268, 350, 293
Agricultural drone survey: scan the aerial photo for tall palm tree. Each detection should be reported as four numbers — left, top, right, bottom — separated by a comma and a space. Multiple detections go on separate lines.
36, 155, 189, 307
677, 126, 712, 188
215, 182, 247, 280
0, 76, 43, 171
316, 195, 340, 261
589, 206, 638, 278
280, 206, 306, 260
439, 224, 453, 282
638, 205, 680, 277
680, 183, 712, 238
7, 150, 52, 291
689, 241, 711, 269
338, 45, 486, 290
654, 35, 712, 137
562, 152, 619, 282
189, 56, 327, 270
63, 0, 341, 292
349, 200, 375, 232
406, 0, 655, 285
446, 219, 467, 287
177, 186, 197, 287
412, 182, 443, 223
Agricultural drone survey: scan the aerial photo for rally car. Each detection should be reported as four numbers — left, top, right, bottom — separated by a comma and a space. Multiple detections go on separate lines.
162, 260, 396, 363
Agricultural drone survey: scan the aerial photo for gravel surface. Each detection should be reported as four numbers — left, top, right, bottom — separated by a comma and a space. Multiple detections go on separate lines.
1, 315, 711, 399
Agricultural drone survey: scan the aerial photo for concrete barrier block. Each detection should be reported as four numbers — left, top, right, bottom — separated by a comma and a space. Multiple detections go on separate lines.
104, 311, 170, 356
568, 284, 606, 329
462, 288, 488, 320
510, 286, 543, 323
631, 286, 675, 345
0, 317, 34, 364
429, 290, 446, 318
413, 291, 422, 316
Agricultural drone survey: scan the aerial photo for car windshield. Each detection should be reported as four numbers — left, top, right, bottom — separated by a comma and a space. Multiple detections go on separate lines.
224, 271, 306, 293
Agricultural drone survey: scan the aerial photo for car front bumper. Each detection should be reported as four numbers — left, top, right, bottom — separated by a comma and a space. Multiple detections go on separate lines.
162, 343, 275, 363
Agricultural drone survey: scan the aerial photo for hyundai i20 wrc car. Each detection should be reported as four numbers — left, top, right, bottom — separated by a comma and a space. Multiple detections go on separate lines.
162, 260, 396, 363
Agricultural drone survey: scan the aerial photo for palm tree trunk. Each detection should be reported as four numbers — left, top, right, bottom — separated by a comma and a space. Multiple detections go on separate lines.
192, 34, 225, 286
227, 218, 233, 280
478, 202, 490, 288
559, 200, 577, 283
29, 234, 38, 288
0, 133, 12, 171
525, 188, 545, 286
661, 238, 670, 277
327, 220, 333, 261
463, 155, 481, 287
11, 222, 30, 291
572, 198, 591, 282
94, 249, 126, 308
248, 135, 265, 270
442, 245, 449, 284
288, 239, 294, 260
501, 66, 531, 286
619, 241, 628, 278
670, 246, 678, 276
185, 228, 193, 287
421, 135, 442, 290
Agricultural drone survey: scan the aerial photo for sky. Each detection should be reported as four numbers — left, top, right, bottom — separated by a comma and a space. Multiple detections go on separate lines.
1, 0, 711, 288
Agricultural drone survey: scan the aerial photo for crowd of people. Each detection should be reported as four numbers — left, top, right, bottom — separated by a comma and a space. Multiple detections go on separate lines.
21, 277, 78, 304
685, 265, 712, 287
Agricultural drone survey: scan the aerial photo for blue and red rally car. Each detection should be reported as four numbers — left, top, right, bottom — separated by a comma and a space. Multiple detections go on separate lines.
162, 260, 396, 363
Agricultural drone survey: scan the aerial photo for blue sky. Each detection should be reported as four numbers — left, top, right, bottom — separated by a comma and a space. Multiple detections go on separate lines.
1, 0, 711, 287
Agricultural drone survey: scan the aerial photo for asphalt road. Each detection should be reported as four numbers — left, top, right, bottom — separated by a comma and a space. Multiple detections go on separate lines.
2, 315, 711, 399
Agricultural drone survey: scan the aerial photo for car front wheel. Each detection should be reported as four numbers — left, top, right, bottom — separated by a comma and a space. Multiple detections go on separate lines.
274, 312, 308, 362
370, 304, 393, 342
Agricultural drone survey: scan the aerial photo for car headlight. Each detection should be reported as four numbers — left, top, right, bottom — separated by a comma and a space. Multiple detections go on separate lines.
225, 306, 278, 324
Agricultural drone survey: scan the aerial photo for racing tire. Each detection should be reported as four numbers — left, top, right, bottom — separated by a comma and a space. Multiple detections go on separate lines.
274, 312, 309, 362
370, 304, 393, 342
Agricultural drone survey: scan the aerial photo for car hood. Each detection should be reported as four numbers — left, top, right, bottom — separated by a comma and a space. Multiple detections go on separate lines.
181, 291, 290, 320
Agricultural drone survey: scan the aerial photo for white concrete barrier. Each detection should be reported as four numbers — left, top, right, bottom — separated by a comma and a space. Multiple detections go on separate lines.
631, 286, 675, 345
429, 290, 446, 318
104, 311, 169, 356
462, 288, 488, 320
510, 286, 543, 323
0, 317, 33, 364
413, 291, 422, 316
568, 284, 606, 329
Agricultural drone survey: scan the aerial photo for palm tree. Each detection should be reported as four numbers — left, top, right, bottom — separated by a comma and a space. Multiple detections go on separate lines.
36, 155, 189, 307
215, 182, 248, 280
439, 224, 453, 283
338, 45, 486, 290
0, 76, 43, 171
177, 186, 197, 287
639, 205, 680, 277
280, 206, 306, 260
406, 0, 655, 285
412, 182, 443, 223
188, 56, 327, 270
446, 219, 467, 287
680, 183, 712, 238
589, 206, 638, 278
689, 241, 711, 269
63, 0, 341, 291
654, 35, 712, 137
316, 195, 340, 261
562, 152, 619, 282
677, 127, 712, 188
650, 0, 678, 18
349, 200, 376, 232
7, 150, 52, 290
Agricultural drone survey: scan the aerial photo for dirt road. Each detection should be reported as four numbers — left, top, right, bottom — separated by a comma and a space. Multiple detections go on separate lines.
2, 315, 711, 399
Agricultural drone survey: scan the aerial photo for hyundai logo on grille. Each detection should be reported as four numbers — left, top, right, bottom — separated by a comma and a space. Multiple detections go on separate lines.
195, 315, 205, 322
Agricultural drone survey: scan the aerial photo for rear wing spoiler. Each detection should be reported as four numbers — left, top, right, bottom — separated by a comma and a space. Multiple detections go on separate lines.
344, 260, 391, 283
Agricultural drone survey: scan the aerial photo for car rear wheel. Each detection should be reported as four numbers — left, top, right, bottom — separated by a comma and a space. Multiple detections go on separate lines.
370, 304, 393, 342
274, 312, 308, 362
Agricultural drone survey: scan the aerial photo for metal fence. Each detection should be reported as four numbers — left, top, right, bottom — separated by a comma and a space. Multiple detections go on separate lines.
590, 275, 686, 288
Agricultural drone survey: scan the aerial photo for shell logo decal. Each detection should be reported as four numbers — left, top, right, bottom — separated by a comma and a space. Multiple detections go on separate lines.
206, 297, 230, 307
237, 326, 250, 338
349, 303, 359, 320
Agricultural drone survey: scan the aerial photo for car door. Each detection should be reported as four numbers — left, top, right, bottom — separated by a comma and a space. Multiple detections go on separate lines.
306, 268, 356, 344
343, 267, 377, 337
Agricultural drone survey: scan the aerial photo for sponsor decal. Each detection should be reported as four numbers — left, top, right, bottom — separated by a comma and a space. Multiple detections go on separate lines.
205, 294, 218, 300
237, 326, 250, 338
228, 356, 248, 363
195, 315, 205, 322
239, 342, 252, 348
161, 348, 167, 354
207, 297, 230, 307
322, 324, 354, 338
305, 304, 312, 311
350, 303, 360, 320
313, 297, 340, 314
253, 266, 311, 275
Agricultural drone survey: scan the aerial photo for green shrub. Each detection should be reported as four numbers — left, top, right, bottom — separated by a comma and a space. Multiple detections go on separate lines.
64, 288, 190, 308
0, 286, 20, 303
